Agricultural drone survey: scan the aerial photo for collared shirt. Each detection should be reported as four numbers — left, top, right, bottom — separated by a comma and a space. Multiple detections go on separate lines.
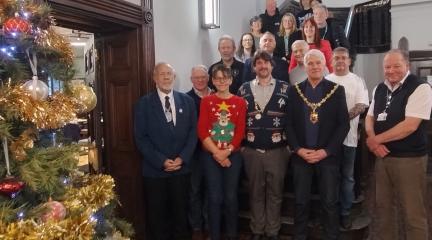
157, 88, 176, 125
250, 78, 276, 111
367, 72, 432, 120
193, 87, 212, 98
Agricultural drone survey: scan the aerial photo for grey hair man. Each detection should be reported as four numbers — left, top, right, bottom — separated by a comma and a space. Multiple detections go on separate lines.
285, 49, 349, 240
208, 35, 244, 94
187, 65, 211, 239
289, 40, 310, 85
243, 32, 289, 84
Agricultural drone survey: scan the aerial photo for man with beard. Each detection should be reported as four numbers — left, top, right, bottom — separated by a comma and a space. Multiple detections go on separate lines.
238, 50, 290, 240
243, 32, 289, 84
209, 35, 244, 94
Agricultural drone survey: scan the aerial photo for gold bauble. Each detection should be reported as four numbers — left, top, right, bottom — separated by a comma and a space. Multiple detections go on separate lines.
70, 84, 97, 114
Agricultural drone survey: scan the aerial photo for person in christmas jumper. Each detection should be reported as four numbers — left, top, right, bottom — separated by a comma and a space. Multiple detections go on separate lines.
134, 62, 197, 240
366, 49, 432, 240
285, 49, 349, 240
197, 64, 246, 240
238, 50, 290, 240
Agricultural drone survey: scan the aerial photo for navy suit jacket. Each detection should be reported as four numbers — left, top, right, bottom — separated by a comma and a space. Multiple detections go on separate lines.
243, 55, 289, 83
285, 79, 349, 165
134, 90, 197, 177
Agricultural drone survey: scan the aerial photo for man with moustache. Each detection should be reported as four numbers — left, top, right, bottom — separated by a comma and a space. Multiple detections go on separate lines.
186, 65, 212, 240
289, 40, 310, 85
243, 32, 289, 83
209, 35, 244, 94
285, 49, 349, 240
365, 49, 432, 240
326, 47, 369, 229
134, 62, 197, 240
238, 50, 290, 240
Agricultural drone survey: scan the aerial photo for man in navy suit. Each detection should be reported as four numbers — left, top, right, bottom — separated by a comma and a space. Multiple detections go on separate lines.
243, 32, 289, 84
285, 49, 349, 240
134, 62, 197, 240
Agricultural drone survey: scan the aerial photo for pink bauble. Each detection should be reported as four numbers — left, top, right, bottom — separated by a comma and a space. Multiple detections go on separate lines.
41, 200, 66, 222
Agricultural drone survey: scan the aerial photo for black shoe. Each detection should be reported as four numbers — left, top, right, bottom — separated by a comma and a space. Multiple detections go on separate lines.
340, 215, 352, 229
249, 234, 263, 240
267, 235, 280, 240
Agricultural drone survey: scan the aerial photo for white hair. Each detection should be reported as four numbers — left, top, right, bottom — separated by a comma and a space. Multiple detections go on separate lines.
304, 49, 326, 64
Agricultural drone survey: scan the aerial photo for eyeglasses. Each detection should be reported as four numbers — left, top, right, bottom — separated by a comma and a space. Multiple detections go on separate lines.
242, 39, 253, 42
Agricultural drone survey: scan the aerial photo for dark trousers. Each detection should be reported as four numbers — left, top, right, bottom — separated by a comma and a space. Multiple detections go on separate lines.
189, 150, 208, 230
293, 163, 340, 240
144, 174, 190, 240
203, 150, 243, 240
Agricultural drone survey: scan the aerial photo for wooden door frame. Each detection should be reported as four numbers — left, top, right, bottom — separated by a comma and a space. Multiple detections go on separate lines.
46, 0, 155, 238
47, 0, 155, 94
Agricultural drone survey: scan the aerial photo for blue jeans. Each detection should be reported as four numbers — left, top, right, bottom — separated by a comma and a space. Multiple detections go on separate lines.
340, 146, 356, 216
203, 150, 243, 240
189, 150, 208, 230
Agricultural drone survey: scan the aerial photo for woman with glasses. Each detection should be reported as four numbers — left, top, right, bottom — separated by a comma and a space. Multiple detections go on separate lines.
236, 32, 256, 63
197, 64, 246, 240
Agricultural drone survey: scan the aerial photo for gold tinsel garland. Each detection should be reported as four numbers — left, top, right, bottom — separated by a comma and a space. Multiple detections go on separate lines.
64, 174, 116, 212
0, 175, 116, 239
35, 28, 74, 65
0, 86, 77, 129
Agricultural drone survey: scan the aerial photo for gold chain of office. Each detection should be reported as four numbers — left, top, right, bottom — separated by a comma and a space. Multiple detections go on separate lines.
294, 83, 339, 124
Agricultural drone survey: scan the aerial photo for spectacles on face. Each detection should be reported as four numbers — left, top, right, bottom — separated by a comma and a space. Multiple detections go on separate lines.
242, 39, 253, 42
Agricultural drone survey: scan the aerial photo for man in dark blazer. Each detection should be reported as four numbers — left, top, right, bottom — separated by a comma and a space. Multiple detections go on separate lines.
243, 31, 289, 84
134, 62, 197, 240
285, 49, 349, 240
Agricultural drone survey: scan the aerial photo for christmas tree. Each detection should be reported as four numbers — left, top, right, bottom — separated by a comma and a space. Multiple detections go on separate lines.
0, 0, 133, 239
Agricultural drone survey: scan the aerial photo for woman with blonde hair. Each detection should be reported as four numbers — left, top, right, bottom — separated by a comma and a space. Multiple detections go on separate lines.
275, 12, 302, 62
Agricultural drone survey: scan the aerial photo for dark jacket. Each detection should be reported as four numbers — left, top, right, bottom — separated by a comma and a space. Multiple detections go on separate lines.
134, 91, 197, 177
285, 79, 349, 165
260, 8, 282, 35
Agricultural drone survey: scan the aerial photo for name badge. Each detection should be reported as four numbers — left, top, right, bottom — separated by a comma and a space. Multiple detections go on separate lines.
377, 112, 387, 121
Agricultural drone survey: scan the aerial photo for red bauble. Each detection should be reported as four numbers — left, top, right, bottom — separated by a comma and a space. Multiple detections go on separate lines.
41, 201, 66, 222
3, 16, 31, 35
0, 177, 25, 198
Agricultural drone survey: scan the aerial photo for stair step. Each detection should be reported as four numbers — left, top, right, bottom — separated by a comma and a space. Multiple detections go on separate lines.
239, 210, 371, 240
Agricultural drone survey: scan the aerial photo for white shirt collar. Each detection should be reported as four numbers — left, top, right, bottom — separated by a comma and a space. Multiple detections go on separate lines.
193, 87, 212, 98
157, 88, 174, 100
384, 71, 410, 92
252, 78, 276, 87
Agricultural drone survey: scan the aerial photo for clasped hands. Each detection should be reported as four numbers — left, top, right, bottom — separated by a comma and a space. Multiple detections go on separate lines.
212, 146, 233, 168
163, 157, 183, 172
297, 148, 328, 164
366, 135, 390, 158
